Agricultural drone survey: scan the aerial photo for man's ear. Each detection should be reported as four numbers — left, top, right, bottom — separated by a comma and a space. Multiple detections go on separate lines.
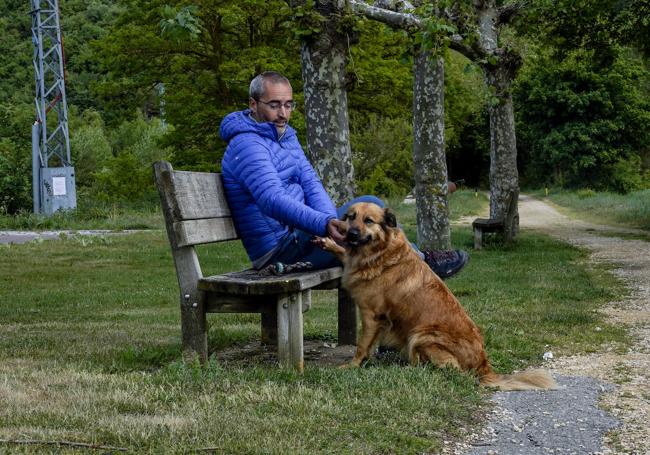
383, 208, 397, 228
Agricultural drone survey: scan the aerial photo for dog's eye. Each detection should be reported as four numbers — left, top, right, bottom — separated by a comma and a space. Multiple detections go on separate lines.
345, 212, 356, 221
364, 218, 374, 225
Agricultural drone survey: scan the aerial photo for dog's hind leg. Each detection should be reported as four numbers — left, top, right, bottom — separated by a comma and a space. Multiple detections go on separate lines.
344, 311, 384, 368
408, 337, 461, 370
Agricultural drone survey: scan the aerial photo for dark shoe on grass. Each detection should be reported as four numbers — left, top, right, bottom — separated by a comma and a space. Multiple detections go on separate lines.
422, 249, 469, 279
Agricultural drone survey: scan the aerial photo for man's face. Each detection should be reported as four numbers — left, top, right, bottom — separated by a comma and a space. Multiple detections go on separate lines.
250, 81, 293, 134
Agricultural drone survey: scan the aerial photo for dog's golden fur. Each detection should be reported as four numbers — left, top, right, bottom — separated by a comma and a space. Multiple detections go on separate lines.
317, 202, 556, 391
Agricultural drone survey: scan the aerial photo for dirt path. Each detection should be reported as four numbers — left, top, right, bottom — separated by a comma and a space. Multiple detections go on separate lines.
461, 195, 650, 455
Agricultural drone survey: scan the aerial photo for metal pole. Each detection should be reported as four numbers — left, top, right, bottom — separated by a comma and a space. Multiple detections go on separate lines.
32, 122, 42, 213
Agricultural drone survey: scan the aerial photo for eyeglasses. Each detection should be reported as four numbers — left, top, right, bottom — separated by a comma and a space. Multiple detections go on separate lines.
257, 100, 297, 111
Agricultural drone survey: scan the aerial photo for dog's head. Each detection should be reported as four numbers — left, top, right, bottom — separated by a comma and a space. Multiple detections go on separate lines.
341, 202, 398, 248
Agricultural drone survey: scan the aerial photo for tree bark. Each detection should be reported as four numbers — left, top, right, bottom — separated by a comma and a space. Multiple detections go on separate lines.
349, 0, 451, 248
413, 50, 451, 250
484, 60, 520, 239
475, 0, 521, 239
300, 0, 355, 205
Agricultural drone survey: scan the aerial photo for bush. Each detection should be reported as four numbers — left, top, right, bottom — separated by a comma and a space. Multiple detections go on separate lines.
515, 47, 650, 193
92, 115, 172, 202
350, 114, 413, 198
70, 109, 113, 188
0, 139, 31, 214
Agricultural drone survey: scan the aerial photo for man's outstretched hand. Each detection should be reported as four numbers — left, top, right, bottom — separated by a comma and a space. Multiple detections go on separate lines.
327, 218, 346, 243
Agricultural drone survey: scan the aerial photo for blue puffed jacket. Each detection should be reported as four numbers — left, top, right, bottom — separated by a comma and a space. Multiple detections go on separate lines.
220, 109, 337, 265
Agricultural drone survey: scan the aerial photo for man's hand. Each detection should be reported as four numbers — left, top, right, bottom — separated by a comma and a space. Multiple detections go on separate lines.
326, 218, 346, 243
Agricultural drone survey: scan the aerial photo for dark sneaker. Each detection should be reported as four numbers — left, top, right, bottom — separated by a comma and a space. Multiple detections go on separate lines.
422, 249, 469, 279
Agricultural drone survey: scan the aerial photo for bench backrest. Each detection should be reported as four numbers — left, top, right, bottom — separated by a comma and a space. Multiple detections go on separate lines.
154, 160, 238, 248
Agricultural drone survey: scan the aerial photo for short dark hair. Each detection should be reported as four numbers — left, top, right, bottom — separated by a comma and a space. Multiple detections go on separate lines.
249, 71, 291, 100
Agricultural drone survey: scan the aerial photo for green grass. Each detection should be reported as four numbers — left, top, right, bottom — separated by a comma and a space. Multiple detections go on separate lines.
0, 215, 629, 453
528, 187, 650, 230
0, 200, 164, 231
386, 189, 488, 226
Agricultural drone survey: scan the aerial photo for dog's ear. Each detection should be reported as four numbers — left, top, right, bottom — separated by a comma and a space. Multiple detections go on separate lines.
383, 208, 397, 228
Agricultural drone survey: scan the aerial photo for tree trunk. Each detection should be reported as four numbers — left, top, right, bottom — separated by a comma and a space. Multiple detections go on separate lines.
413, 50, 451, 250
300, 1, 355, 205
485, 63, 519, 239
476, 0, 520, 239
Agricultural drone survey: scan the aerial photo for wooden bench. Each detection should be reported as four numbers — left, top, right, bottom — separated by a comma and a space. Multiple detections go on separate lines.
153, 160, 356, 371
472, 193, 518, 249
472, 217, 505, 249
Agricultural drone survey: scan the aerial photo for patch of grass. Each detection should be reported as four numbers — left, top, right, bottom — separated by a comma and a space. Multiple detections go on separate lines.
386, 189, 487, 230
528, 188, 650, 231
0, 209, 630, 453
0, 200, 163, 231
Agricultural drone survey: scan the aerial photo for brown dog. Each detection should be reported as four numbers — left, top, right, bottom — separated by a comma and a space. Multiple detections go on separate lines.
316, 202, 556, 391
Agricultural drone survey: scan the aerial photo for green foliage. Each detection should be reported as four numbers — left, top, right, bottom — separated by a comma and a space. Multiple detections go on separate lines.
0, 101, 33, 214
94, 0, 298, 167
287, 0, 327, 40
2, 0, 649, 211
69, 109, 113, 187
0, 138, 30, 214
351, 115, 413, 197
518, 0, 650, 62
92, 115, 172, 202
515, 47, 650, 192
159, 5, 202, 42
416, 17, 457, 55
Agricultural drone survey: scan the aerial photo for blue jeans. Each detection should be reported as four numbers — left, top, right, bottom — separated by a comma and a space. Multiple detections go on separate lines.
267, 196, 422, 269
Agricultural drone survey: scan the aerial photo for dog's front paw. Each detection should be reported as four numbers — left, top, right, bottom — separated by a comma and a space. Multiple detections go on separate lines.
313, 236, 338, 252
338, 362, 361, 369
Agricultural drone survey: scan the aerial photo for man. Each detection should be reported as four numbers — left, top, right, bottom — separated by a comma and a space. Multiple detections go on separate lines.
220, 71, 468, 278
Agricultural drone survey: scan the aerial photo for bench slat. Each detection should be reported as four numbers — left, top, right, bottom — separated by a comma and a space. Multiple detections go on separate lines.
472, 217, 505, 228
170, 169, 232, 221
174, 218, 238, 246
198, 267, 343, 295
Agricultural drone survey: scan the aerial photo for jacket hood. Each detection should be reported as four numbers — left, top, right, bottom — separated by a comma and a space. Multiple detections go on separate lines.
219, 109, 296, 143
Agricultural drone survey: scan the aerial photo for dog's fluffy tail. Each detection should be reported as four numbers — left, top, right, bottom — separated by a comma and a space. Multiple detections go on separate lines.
479, 369, 557, 391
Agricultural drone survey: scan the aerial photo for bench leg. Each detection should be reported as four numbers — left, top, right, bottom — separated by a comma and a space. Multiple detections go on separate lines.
338, 289, 357, 345
180, 292, 208, 363
277, 293, 304, 372
473, 227, 483, 250
261, 310, 277, 345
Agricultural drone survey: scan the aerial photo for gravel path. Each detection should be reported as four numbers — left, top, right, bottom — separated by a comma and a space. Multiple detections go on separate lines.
456, 195, 650, 455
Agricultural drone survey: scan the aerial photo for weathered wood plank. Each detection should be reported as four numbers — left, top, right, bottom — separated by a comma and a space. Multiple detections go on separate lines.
171, 247, 208, 363
170, 170, 232, 221
277, 294, 290, 366
198, 267, 343, 295
472, 217, 505, 229
474, 226, 484, 250
203, 293, 311, 314
276, 293, 304, 371
174, 218, 238, 247
288, 293, 304, 372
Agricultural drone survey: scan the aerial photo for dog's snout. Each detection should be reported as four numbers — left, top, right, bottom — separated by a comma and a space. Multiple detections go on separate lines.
346, 228, 360, 241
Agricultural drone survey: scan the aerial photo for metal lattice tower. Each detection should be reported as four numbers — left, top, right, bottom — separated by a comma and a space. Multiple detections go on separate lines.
31, 0, 76, 214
